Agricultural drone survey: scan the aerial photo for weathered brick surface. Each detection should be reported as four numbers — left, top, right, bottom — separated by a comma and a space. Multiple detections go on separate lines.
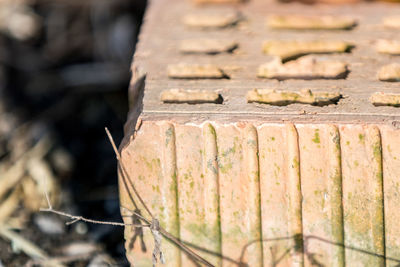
120, 121, 400, 266
120, 0, 400, 265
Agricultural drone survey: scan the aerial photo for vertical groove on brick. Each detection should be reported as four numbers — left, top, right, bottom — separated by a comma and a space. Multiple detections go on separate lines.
380, 126, 400, 267
298, 125, 344, 267
242, 124, 263, 266
341, 125, 385, 266
327, 125, 345, 267
160, 123, 181, 267
286, 123, 304, 267
366, 126, 385, 263
202, 123, 222, 265
259, 124, 293, 266
175, 125, 207, 266
381, 126, 400, 266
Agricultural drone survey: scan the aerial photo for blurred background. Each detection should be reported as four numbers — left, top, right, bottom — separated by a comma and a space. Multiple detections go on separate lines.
0, 0, 146, 265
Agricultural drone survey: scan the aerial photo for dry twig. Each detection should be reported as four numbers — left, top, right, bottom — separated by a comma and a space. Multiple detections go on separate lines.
36, 128, 215, 267
40, 191, 148, 228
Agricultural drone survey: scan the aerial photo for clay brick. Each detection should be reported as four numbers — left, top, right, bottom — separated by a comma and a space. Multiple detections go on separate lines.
120, 0, 400, 266
120, 121, 400, 266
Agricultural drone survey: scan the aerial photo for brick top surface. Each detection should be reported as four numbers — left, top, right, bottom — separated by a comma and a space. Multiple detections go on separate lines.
133, 0, 400, 123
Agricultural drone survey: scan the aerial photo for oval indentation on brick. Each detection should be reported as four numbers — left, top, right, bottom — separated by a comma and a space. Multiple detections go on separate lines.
262, 40, 353, 62
194, 0, 245, 3
378, 63, 400, 82
182, 12, 242, 29
258, 56, 348, 80
383, 16, 400, 29
180, 39, 238, 54
247, 89, 342, 106
376, 39, 400, 55
370, 92, 400, 107
161, 89, 223, 104
267, 15, 357, 30
167, 64, 229, 79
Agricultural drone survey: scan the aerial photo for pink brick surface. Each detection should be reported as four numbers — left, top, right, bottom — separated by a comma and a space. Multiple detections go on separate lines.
119, 120, 400, 266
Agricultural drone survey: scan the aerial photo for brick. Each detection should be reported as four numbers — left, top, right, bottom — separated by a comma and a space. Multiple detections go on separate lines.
120, 0, 400, 265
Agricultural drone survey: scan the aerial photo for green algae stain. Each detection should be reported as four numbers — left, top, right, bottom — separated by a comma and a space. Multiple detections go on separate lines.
226, 225, 246, 244
186, 222, 221, 245
274, 163, 281, 172
373, 142, 382, 160
358, 134, 365, 144
143, 157, 153, 171
152, 185, 160, 193
271, 137, 276, 141
140, 156, 161, 173
332, 133, 340, 151
165, 127, 173, 147
207, 123, 216, 137
247, 139, 257, 147
312, 129, 321, 144
219, 162, 232, 174
293, 158, 300, 170
169, 171, 179, 218
354, 160, 359, 167
207, 159, 218, 174
183, 172, 191, 181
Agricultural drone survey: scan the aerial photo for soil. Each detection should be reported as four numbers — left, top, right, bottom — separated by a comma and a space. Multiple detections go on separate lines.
0, 0, 147, 266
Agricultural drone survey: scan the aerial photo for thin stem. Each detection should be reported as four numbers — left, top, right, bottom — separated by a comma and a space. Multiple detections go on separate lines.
105, 127, 153, 219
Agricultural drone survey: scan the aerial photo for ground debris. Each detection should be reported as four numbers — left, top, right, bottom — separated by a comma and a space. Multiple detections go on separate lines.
0, 0, 139, 265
